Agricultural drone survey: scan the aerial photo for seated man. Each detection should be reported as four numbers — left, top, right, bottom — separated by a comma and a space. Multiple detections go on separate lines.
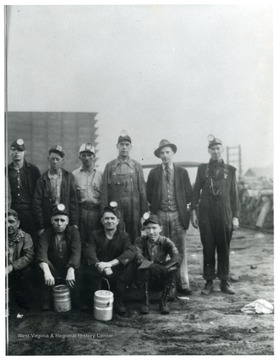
135, 214, 180, 315
83, 203, 136, 315
6, 209, 34, 312
36, 204, 82, 310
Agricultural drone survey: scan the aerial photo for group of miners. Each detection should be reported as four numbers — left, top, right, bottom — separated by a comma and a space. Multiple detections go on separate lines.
6, 131, 239, 316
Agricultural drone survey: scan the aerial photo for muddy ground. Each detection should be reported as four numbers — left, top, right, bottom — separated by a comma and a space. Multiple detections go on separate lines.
6, 226, 274, 355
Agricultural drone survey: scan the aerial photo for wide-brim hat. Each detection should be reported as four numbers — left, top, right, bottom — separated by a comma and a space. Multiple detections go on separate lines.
154, 139, 177, 158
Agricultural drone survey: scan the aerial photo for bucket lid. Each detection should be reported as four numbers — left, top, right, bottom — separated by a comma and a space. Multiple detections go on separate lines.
53, 284, 70, 292
94, 290, 114, 298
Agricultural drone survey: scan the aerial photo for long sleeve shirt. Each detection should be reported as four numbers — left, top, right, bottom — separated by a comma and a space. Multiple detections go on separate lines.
8, 230, 34, 270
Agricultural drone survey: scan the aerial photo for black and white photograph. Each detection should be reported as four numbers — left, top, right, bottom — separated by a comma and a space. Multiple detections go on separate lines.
4, 1, 274, 356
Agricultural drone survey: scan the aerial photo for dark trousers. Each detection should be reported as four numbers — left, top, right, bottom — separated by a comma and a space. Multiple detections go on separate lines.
117, 198, 141, 244
199, 215, 233, 281
81, 262, 135, 306
79, 207, 102, 246
136, 268, 176, 290
8, 266, 34, 309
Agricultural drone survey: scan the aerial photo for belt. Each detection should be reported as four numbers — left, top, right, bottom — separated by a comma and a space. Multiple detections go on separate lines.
11, 203, 32, 210
80, 202, 100, 211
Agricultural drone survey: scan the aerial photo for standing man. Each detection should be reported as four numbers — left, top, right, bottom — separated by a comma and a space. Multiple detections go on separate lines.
191, 135, 239, 295
146, 139, 192, 296
72, 142, 102, 246
83, 203, 136, 315
36, 204, 82, 310
7, 139, 41, 244
135, 215, 180, 315
33, 145, 79, 236
6, 209, 34, 311
101, 131, 148, 243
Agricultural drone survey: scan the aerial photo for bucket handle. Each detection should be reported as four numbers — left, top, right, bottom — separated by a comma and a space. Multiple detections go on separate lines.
99, 277, 111, 292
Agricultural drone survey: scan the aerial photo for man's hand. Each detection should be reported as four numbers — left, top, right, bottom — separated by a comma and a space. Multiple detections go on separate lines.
38, 229, 45, 236
44, 270, 55, 287
66, 267, 75, 288
96, 262, 112, 272
6, 265, 13, 275
232, 217, 239, 230
191, 210, 199, 229
103, 267, 113, 276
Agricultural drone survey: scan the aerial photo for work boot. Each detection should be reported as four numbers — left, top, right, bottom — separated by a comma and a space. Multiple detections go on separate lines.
201, 280, 214, 295
114, 297, 127, 315
220, 280, 235, 295
159, 284, 172, 314
138, 282, 150, 314
114, 283, 127, 315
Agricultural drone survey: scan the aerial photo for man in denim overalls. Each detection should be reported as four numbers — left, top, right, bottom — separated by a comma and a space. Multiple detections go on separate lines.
101, 131, 148, 244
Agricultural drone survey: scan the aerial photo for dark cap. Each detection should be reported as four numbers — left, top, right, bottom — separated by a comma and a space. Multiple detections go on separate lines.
6, 209, 19, 220
10, 139, 25, 151
102, 201, 120, 219
207, 134, 222, 149
154, 139, 177, 158
49, 145, 65, 158
143, 214, 161, 227
51, 204, 68, 217
117, 130, 131, 144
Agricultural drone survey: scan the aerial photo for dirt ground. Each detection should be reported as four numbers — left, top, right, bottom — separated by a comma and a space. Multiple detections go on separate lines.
6, 226, 274, 355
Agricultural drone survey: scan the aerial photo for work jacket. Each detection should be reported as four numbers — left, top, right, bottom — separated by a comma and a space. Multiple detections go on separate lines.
146, 164, 192, 230
33, 169, 79, 230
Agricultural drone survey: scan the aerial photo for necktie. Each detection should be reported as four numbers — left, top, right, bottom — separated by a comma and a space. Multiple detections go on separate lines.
165, 165, 171, 183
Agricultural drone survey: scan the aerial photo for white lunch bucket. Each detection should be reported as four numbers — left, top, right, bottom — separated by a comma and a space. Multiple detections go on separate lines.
94, 289, 114, 321
53, 284, 71, 312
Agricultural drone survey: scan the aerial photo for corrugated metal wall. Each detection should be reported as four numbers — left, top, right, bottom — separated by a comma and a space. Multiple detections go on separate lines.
6, 112, 98, 173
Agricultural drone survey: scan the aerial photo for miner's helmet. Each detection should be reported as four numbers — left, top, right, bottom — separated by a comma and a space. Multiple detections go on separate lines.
117, 130, 131, 144
102, 201, 120, 219
207, 134, 222, 149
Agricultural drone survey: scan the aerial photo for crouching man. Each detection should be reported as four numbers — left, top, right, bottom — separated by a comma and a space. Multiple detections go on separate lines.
83, 203, 136, 315
36, 204, 82, 310
135, 215, 180, 315
6, 209, 34, 312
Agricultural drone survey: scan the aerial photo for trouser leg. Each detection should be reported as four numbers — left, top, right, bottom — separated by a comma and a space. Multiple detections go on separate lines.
215, 221, 233, 281
200, 215, 217, 281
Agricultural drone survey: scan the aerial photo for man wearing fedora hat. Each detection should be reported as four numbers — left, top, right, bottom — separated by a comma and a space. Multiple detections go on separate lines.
36, 204, 82, 310
73, 142, 103, 246
7, 139, 41, 245
101, 131, 148, 244
191, 135, 239, 295
146, 139, 193, 296
33, 145, 79, 236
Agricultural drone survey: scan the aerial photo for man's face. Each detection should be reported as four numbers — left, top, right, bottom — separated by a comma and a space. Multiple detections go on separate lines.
117, 141, 132, 158
209, 144, 224, 161
79, 151, 95, 168
48, 152, 63, 171
10, 147, 25, 162
159, 146, 174, 165
7, 215, 20, 237
51, 215, 69, 233
145, 223, 162, 241
101, 212, 119, 231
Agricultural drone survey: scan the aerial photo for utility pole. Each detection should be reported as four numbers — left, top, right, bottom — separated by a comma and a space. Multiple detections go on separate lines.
226, 145, 242, 179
